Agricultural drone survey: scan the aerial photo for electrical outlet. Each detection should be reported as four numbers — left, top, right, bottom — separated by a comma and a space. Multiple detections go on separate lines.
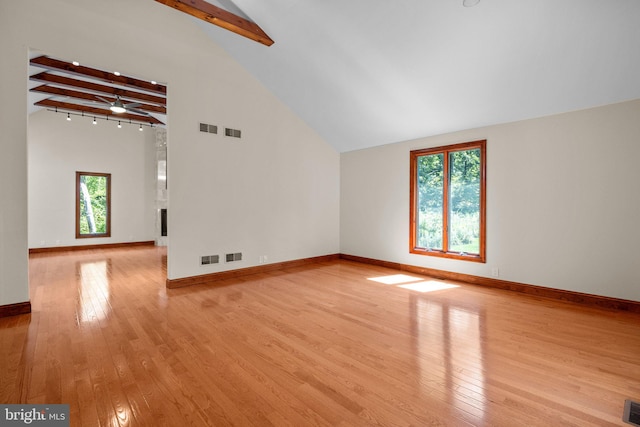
491, 267, 500, 277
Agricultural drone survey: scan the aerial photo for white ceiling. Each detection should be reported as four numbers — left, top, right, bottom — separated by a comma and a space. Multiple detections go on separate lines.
198, 0, 640, 152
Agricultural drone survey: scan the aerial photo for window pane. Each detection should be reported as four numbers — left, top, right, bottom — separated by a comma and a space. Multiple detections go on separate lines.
77, 172, 110, 238
448, 149, 480, 254
416, 153, 443, 250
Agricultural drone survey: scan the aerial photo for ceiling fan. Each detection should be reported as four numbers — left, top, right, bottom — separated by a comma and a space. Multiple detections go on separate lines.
92, 95, 149, 116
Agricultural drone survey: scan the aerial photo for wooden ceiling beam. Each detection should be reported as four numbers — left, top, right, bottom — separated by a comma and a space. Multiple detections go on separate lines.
30, 85, 167, 114
30, 72, 166, 106
154, 0, 274, 46
30, 56, 166, 95
35, 99, 165, 125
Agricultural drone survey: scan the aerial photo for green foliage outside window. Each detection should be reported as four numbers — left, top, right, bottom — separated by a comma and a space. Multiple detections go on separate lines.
416, 153, 444, 250
77, 172, 110, 238
416, 146, 481, 254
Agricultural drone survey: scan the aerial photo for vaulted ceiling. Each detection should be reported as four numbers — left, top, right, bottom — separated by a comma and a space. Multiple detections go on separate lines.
168, 0, 640, 153
30, 1, 640, 152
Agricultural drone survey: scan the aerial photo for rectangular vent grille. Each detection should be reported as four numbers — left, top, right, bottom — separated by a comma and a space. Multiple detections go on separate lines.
225, 252, 242, 262
199, 123, 218, 134
624, 400, 640, 426
200, 255, 219, 265
225, 128, 241, 138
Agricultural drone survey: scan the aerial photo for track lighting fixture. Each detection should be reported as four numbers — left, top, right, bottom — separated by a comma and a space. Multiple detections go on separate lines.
49, 109, 157, 130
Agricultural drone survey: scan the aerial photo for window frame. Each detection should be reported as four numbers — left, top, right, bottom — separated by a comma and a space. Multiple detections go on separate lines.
409, 140, 486, 263
76, 171, 111, 239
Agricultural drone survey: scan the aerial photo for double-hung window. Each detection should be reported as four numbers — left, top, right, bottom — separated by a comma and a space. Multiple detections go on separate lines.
410, 140, 486, 262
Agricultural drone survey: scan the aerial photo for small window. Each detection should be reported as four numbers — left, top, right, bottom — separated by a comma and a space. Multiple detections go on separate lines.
76, 171, 111, 238
410, 140, 486, 262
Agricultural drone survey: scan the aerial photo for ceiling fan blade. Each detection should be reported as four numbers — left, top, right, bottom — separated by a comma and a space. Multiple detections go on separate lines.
127, 108, 150, 116
82, 101, 105, 106
96, 95, 113, 104
124, 102, 142, 109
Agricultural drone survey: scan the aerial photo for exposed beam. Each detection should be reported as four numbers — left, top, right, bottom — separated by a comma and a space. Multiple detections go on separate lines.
30, 73, 166, 106
154, 0, 274, 46
30, 56, 167, 95
30, 85, 167, 115
35, 99, 165, 125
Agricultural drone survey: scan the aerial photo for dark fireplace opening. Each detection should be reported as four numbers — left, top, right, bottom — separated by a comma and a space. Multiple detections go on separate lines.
161, 209, 167, 237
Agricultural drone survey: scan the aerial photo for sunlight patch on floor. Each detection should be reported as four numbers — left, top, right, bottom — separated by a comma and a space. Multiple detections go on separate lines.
367, 274, 424, 285
398, 280, 459, 293
368, 274, 460, 293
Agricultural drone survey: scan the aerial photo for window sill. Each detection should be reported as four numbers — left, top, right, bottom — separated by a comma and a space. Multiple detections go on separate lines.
410, 248, 485, 263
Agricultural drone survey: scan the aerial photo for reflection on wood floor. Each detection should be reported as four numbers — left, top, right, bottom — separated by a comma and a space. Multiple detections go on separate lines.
1, 246, 639, 426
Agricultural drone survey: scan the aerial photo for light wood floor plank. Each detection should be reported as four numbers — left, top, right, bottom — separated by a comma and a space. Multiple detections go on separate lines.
1, 246, 639, 426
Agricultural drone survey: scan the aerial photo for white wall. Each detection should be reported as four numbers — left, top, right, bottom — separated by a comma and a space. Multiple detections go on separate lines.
0, 0, 340, 307
341, 99, 640, 302
0, 4, 29, 306
167, 62, 340, 279
28, 110, 156, 248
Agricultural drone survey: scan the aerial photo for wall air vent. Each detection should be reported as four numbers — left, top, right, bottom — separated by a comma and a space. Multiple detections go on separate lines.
225, 252, 242, 262
624, 399, 640, 426
225, 128, 241, 138
199, 123, 218, 134
200, 255, 219, 265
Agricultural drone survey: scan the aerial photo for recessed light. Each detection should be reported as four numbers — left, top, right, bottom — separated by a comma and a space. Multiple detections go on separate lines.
114, 71, 121, 76
72, 61, 80, 66
151, 80, 157, 85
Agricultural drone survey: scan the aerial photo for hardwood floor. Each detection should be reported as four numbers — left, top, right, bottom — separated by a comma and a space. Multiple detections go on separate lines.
2, 246, 639, 426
